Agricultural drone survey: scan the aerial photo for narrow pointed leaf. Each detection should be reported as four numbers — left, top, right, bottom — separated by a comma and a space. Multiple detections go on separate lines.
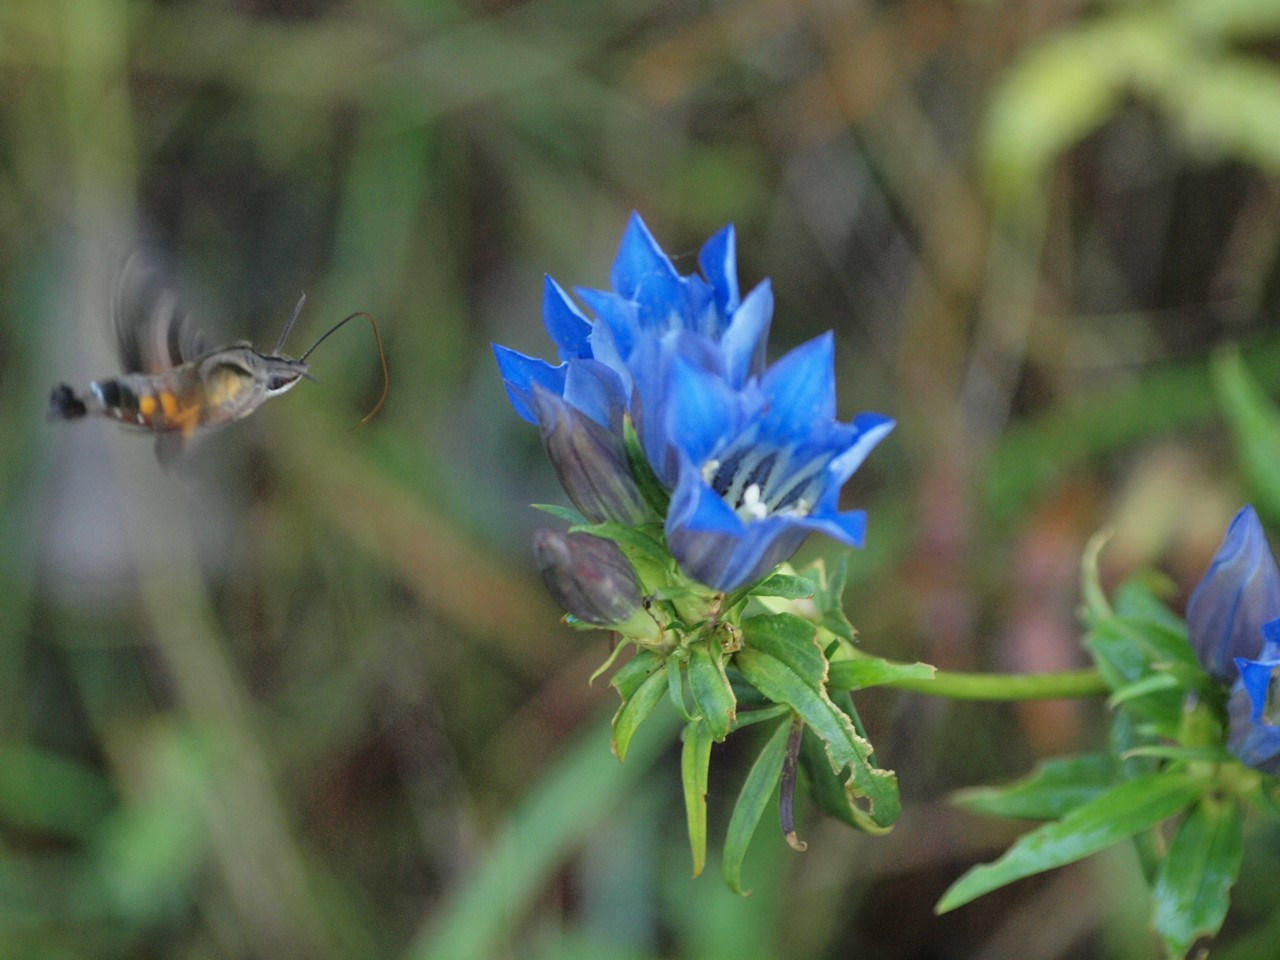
723, 719, 790, 895
688, 641, 736, 741
681, 719, 714, 877
611, 655, 668, 762
951, 753, 1117, 821
1152, 798, 1243, 960
936, 771, 1202, 914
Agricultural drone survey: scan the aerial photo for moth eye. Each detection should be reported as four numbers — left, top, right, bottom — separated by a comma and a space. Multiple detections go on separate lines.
267, 373, 296, 391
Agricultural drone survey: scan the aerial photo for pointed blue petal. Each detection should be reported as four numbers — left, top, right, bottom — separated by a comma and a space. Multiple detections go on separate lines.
698, 224, 739, 314
611, 212, 679, 301
563, 359, 627, 431
1188, 505, 1280, 682
720, 279, 772, 387
492, 344, 566, 424
760, 332, 836, 435
542, 276, 593, 360
667, 465, 744, 536
665, 355, 740, 466
794, 508, 867, 549
828, 413, 896, 485
575, 287, 638, 357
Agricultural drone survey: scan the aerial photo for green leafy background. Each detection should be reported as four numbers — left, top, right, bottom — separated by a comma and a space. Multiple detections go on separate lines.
8, 0, 1280, 957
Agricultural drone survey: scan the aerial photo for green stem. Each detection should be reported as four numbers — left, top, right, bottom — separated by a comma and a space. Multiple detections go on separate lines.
845, 649, 1108, 700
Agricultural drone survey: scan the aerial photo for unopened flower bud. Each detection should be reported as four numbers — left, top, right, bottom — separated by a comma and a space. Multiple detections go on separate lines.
532, 530, 656, 637
532, 387, 651, 525
1188, 505, 1280, 683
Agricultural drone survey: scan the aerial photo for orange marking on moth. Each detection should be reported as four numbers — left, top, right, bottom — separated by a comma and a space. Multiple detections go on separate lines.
158, 390, 180, 421
138, 394, 157, 421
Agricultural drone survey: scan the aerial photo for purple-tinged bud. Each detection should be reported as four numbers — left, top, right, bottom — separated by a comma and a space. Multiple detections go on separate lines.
532, 530, 655, 637
1188, 505, 1280, 683
531, 388, 652, 526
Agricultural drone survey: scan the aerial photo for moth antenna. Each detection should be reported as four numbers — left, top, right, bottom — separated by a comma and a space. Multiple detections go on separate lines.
298, 311, 389, 426
272, 292, 307, 355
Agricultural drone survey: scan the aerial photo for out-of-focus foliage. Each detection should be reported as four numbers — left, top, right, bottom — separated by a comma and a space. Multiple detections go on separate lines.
6, 0, 1280, 958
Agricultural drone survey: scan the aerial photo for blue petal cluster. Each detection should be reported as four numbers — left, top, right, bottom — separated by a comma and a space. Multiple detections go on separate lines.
1189, 505, 1280, 773
494, 213, 893, 592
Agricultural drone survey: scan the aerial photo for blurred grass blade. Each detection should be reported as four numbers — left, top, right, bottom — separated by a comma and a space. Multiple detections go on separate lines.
408, 706, 680, 960
1213, 347, 1280, 526
0, 742, 114, 840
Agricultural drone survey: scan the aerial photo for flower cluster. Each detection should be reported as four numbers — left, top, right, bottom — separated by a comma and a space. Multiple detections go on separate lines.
1187, 504, 1280, 773
494, 213, 893, 611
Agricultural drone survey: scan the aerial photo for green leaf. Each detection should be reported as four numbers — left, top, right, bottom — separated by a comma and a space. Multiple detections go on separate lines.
736, 614, 899, 828
952, 753, 1117, 821
827, 657, 936, 692
1214, 347, 1280, 526
681, 719, 714, 877
531, 503, 589, 525
723, 719, 790, 895
611, 649, 663, 701
1112, 577, 1183, 632
1153, 797, 1243, 960
611, 660, 669, 762
688, 641, 736, 741
936, 771, 1203, 913
750, 574, 816, 600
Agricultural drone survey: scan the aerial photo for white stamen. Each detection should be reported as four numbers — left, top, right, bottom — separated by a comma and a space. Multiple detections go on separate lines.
701, 459, 721, 485
740, 483, 768, 520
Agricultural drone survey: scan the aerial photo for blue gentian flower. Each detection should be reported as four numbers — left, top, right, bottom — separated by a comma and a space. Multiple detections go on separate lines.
1229, 620, 1280, 775
1187, 505, 1280, 683
659, 332, 893, 591
495, 213, 893, 593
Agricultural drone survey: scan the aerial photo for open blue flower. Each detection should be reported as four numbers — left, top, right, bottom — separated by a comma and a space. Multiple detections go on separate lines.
659, 332, 893, 591
1187, 505, 1280, 683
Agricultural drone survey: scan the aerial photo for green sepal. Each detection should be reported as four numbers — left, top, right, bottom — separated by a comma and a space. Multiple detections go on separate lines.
936, 771, 1203, 914
680, 719, 714, 877
623, 415, 671, 516
735, 613, 899, 828
610, 650, 667, 762
951, 753, 1117, 821
531, 503, 589, 525
827, 657, 936, 692
688, 640, 737, 741
751, 574, 816, 600
1152, 796, 1243, 960
723, 719, 791, 896
570, 520, 670, 564
667, 655, 697, 722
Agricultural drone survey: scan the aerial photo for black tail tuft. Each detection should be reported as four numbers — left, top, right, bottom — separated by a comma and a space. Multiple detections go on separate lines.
48, 384, 88, 421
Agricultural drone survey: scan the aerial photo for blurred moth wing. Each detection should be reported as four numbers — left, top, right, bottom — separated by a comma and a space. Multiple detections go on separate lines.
48, 256, 311, 465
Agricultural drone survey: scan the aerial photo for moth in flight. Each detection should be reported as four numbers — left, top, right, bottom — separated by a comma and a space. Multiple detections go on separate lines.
48, 259, 388, 463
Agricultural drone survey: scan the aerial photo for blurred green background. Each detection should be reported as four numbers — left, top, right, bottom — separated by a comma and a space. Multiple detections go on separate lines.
8, 0, 1280, 957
